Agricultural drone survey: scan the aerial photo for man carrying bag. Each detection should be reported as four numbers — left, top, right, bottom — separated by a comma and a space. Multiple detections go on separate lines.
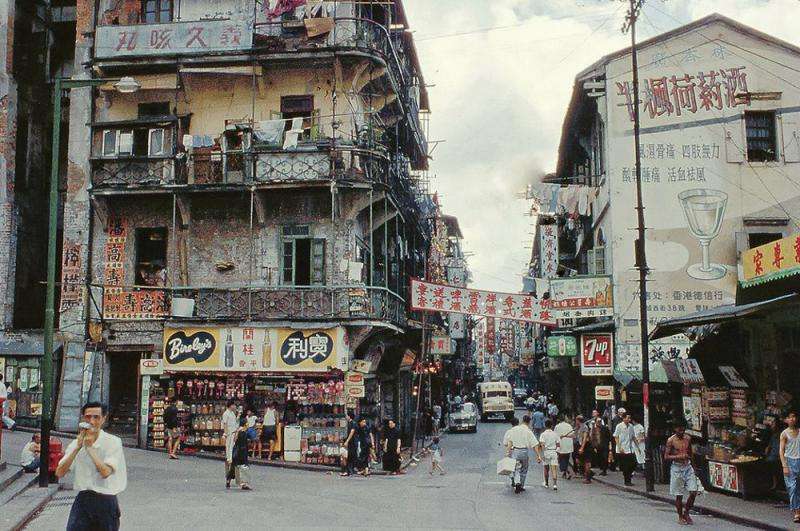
503, 414, 542, 493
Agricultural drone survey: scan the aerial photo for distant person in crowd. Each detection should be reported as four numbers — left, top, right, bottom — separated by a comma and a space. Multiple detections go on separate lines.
423, 408, 434, 439
589, 410, 611, 476
613, 413, 637, 486
56, 402, 127, 531
429, 436, 445, 476
355, 417, 373, 476
226, 417, 252, 490
505, 414, 541, 493
573, 415, 587, 479
555, 415, 575, 480
524, 395, 536, 413
532, 408, 546, 439
245, 408, 258, 440
164, 398, 180, 460
382, 419, 403, 475
341, 410, 358, 477
547, 401, 559, 425
261, 402, 279, 460
632, 416, 646, 471
370, 418, 382, 464
539, 419, 560, 490
432, 403, 443, 434
781, 411, 800, 524
665, 419, 700, 525
0, 375, 15, 430
222, 400, 239, 478
21, 433, 41, 473
609, 407, 627, 471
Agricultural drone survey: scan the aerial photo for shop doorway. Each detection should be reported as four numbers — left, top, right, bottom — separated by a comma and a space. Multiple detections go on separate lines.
106, 352, 141, 437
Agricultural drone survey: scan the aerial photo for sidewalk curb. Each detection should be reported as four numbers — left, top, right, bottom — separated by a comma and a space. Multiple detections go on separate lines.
592, 476, 791, 531
7, 484, 61, 531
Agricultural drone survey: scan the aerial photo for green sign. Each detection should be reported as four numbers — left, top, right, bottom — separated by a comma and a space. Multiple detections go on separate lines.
547, 336, 577, 357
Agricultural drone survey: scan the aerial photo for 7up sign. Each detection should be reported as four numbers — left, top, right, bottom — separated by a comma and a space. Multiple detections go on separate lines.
580, 334, 613, 376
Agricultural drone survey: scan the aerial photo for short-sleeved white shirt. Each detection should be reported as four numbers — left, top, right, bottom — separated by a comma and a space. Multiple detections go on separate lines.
539, 429, 560, 452
554, 422, 575, 454
59, 430, 127, 495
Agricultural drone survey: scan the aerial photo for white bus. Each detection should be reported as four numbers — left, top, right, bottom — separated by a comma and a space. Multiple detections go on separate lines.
477, 381, 514, 421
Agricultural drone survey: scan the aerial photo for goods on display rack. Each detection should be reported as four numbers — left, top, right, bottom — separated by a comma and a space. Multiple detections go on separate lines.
287, 380, 348, 465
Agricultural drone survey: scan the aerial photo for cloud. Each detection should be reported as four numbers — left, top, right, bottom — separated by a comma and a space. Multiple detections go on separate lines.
403, 0, 793, 292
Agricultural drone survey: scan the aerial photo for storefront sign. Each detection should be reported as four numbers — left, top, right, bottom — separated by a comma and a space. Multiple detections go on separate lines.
95, 19, 255, 60
429, 335, 452, 355
163, 326, 346, 372
675, 358, 705, 385
60, 241, 83, 312
410, 279, 555, 325
581, 334, 613, 376
351, 360, 371, 374
539, 224, 559, 279
448, 313, 466, 339
595, 385, 614, 400
345, 372, 364, 386
346, 385, 366, 398
139, 359, 164, 376
741, 232, 800, 287
139, 375, 151, 449
683, 394, 702, 436
709, 461, 739, 493
549, 276, 614, 318
718, 366, 748, 388
547, 335, 577, 357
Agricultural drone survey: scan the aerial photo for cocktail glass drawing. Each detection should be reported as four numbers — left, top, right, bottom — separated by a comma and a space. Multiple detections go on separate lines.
678, 189, 728, 280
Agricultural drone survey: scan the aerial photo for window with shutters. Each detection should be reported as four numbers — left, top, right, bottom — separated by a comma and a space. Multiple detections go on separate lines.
587, 246, 606, 275
280, 95, 319, 140
745, 111, 777, 162
281, 225, 325, 286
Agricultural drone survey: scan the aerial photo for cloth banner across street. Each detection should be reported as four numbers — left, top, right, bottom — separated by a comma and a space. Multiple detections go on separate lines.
410, 279, 556, 325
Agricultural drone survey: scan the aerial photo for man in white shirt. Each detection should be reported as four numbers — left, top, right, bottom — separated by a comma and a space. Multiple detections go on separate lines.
505, 414, 542, 493
222, 400, 240, 466
21, 433, 41, 473
613, 413, 637, 486
554, 416, 575, 480
0, 375, 15, 430
56, 402, 127, 531
539, 419, 561, 490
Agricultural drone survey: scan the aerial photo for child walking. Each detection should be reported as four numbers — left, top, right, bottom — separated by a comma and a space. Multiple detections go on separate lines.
429, 436, 446, 475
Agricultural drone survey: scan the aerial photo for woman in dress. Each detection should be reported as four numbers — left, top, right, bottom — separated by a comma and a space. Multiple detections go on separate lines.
382, 419, 403, 475
780, 411, 800, 523
355, 417, 373, 476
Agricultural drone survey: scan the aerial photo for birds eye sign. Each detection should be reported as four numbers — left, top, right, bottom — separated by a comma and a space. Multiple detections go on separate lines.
580, 334, 613, 376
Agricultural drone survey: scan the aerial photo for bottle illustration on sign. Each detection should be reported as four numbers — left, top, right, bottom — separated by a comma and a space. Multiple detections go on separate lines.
558, 337, 566, 356
678, 189, 728, 280
224, 329, 234, 368
261, 331, 272, 369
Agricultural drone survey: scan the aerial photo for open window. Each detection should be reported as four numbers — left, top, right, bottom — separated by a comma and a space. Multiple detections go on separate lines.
745, 111, 777, 162
280, 96, 319, 141
135, 228, 168, 286
99, 127, 168, 158
281, 225, 325, 286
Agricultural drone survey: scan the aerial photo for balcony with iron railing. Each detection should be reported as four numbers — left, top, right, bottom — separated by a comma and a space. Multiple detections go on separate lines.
91, 284, 407, 330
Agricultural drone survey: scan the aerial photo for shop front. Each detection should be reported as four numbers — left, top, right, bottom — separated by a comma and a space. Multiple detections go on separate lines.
141, 324, 352, 467
1, 354, 43, 427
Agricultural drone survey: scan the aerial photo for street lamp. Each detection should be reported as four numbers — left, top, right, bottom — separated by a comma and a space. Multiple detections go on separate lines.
40, 76, 139, 488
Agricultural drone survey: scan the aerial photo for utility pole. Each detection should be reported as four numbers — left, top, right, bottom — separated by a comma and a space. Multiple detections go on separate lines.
623, 0, 654, 493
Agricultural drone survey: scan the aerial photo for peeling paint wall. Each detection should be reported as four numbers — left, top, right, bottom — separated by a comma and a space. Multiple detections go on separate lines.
0, 0, 17, 329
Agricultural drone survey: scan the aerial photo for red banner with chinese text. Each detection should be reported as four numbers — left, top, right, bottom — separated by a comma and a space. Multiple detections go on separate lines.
410, 279, 555, 325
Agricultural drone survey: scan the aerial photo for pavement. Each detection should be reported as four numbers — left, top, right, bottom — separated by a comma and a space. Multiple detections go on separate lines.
0, 415, 789, 530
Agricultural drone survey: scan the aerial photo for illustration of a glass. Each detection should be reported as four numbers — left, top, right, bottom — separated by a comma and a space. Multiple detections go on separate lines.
678, 189, 728, 280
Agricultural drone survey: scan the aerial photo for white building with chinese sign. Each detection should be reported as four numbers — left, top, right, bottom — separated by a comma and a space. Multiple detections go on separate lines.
555, 13, 800, 376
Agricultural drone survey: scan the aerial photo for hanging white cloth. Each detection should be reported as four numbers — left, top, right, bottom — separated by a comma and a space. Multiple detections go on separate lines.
282, 117, 304, 150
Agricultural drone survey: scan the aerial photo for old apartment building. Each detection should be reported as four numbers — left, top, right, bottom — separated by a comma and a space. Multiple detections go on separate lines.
47, 0, 434, 447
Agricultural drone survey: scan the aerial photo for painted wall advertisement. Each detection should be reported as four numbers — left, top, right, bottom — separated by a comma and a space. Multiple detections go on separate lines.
601, 29, 800, 358
580, 334, 613, 376
546, 335, 578, 357
549, 276, 614, 318
162, 326, 348, 372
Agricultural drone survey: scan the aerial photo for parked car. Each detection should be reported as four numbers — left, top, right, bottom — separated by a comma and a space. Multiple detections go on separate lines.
448, 402, 478, 433
513, 388, 528, 407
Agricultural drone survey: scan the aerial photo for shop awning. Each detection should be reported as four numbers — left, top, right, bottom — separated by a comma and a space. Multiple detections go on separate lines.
613, 362, 670, 386
649, 293, 799, 340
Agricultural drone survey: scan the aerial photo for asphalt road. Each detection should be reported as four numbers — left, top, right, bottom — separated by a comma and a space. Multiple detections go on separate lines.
18, 414, 751, 530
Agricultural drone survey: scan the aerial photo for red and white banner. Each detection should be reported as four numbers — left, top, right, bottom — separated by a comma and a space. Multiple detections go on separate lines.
580, 333, 613, 376
410, 279, 556, 325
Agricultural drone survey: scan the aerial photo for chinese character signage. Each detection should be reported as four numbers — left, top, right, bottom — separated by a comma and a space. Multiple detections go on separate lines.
546, 336, 578, 358
429, 335, 453, 355
580, 334, 613, 376
549, 276, 614, 318
410, 279, 555, 325
60, 241, 83, 312
448, 313, 466, 339
95, 19, 254, 59
741, 232, 800, 287
162, 326, 346, 372
675, 358, 705, 385
447, 266, 467, 287
539, 224, 559, 279
485, 317, 496, 355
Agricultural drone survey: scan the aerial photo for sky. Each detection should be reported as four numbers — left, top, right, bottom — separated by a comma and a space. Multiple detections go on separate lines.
403, 0, 800, 292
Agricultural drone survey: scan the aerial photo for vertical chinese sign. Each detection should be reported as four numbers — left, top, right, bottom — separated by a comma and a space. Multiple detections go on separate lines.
59, 241, 83, 312
486, 317, 496, 356
539, 224, 559, 279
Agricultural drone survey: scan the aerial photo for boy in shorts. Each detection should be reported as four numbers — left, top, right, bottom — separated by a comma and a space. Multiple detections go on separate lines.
665, 419, 700, 525
429, 436, 445, 475
539, 419, 561, 490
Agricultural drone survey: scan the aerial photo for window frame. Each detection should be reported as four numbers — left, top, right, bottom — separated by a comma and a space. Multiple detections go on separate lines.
587, 246, 606, 276
102, 129, 117, 157
142, 0, 173, 24
148, 128, 166, 156
745, 110, 778, 162
280, 225, 326, 287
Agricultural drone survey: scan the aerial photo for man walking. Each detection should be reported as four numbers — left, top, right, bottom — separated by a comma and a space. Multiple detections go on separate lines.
505, 414, 541, 493
577, 415, 594, 483
164, 398, 180, 460
539, 419, 560, 490
554, 415, 575, 480
613, 413, 637, 486
666, 419, 700, 525
222, 400, 239, 476
532, 408, 546, 439
56, 402, 127, 531
589, 410, 611, 476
